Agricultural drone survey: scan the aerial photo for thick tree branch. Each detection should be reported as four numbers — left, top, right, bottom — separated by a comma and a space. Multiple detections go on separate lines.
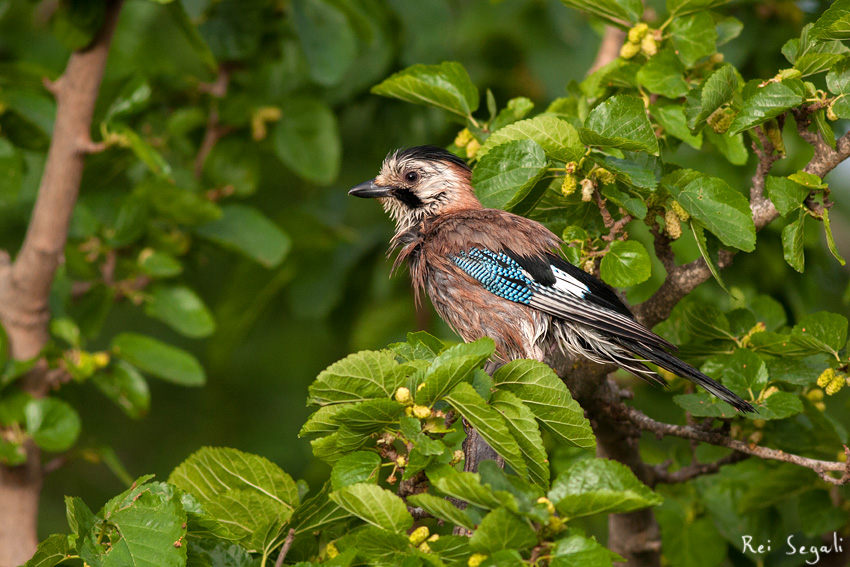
589, 26, 626, 74
0, 3, 124, 566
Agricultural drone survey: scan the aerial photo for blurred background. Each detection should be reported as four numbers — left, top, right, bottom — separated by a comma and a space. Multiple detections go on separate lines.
0, 0, 847, 538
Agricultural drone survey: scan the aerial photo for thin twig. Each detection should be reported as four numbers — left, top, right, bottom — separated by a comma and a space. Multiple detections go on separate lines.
274, 528, 296, 567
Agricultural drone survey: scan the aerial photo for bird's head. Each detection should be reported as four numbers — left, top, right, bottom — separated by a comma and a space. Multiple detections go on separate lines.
349, 146, 480, 231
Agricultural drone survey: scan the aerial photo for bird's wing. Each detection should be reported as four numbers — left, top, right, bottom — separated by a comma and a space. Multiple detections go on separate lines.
450, 246, 675, 351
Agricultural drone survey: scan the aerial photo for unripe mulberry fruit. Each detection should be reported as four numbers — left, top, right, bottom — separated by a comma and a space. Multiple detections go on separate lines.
825, 373, 845, 396
562, 174, 578, 197
395, 387, 412, 405
665, 209, 682, 240
620, 41, 641, 60
592, 167, 615, 184
628, 23, 649, 44
465, 139, 480, 159
806, 388, 825, 402
817, 368, 836, 388
827, 102, 839, 121
409, 526, 430, 546
580, 178, 595, 202
468, 553, 488, 567
412, 405, 432, 419
455, 128, 473, 148
671, 200, 690, 221
326, 543, 339, 559
641, 34, 657, 57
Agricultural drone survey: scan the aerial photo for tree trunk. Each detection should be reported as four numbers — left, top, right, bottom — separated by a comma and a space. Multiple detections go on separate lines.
0, 2, 124, 564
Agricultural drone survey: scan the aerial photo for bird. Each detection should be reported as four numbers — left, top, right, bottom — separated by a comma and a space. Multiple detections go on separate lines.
349, 145, 755, 413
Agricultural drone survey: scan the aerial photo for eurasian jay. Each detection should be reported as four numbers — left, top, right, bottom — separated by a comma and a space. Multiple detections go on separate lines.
349, 145, 755, 413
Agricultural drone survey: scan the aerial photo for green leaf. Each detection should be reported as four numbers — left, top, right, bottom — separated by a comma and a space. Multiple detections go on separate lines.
716, 16, 744, 45
112, 333, 205, 386
203, 489, 292, 550
728, 79, 805, 135
469, 507, 538, 553
690, 223, 727, 291
490, 390, 550, 489
110, 124, 173, 178
670, 176, 756, 252
559, 0, 642, 27
291, 482, 350, 535
657, 503, 727, 567
144, 284, 215, 338
335, 399, 404, 433
134, 177, 220, 225
827, 58, 850, 95
185, 538, 253, 567
781, 209, 806, 273
673, 392, 742, 418
492, 360, 594, 451
823, 208, 846, 266
138, 249, 182, 278
170, 446, 299, 508
104, 76, 152, 123
765, 176, 810, 216
80, 489, 187, 567
670, 12, 718, 67
787, 170, 827, 189
0, 137, 24, 205
346, 526, 411, 562
390, 331, 446, 362
472, 140, 548, 211
476, 115, 584, 163
426, 465, 504, 510
601, 184, 648, 219
684, 65, 739, 132
667, 0, 729, 17
705, 130, 748, 165
407, 493, 476, 530
548, 459, 663, 519
721, 349, 768, 393
791, 312, 849, 358
371, 61, 479, 119
165, 1, 218, 74
202, 137, 260, 197
330, 483, 413, 533
599, 240, 651, 287
812, 0, 850, 40
444, 382, 527, 476
24, 533, 72, 567
293, 0, 357, 86
25, 397, 81, 452
415, 338, 494, 406
783, 24, 849, 76
490, 97, 535, 131
757, 391, 804, 420
550, 529, 623, 567
308, 350, 405, 406
637, 48, 689, 98
579, 95, 659, 155
299, 404, 344, 437
91, 360, 150, 419
273, 98, 341, 185
331, 452, 381, 491
652, 102, 702, 149
195, 204, 291, 268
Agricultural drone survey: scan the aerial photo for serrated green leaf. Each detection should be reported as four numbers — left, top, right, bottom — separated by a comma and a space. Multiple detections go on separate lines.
407, 493, 476, 530
599, 240, 651, 287
299, 404, 345, 437
728, 79, 805, 135
550, 529, 623, 567
670, 12, 718, 67
25, 397, 81, 452
757, 392, 804, 420
637, 48, 689, 98
670, 176, 755, 251
477, 115, 583, 163
371, 61, 479, 119
684, 65, 739, 132
24, 533, 72, 567
787, 170, 827, 189
391, 331, 446, 362
444, 382, 526, 476
549, 459, 662, 519
469, 507, 538, 553
827, 58, 850, 95
330, 483, 413, 533
184, 538, 253, 567
667, 0, 729, 17
823, 208, 846, 266
492, 360, 594, 450
813, 109, 837, 149
765, 176, 810, 216
335, 399, 404, 433
347, 526, 411, 562
690, 223, 727, 291
721, 349, 768, 393
273, 98, 341, 185
812, 0, 850, 40
309, 350, 405, 406
472, 140, 548, 211
112, 333, 205, 386
426, 465, 504, 510
490, 390, 550, 489
652, 103, 703, 149
673, 392, 742, 418
291, 482, 349, 535
415, 338, 494, 406
783, 24, 849, 76
580, 95, 659, 154
559, 0, 642, 26
169, 447, 299, 509
91, 360, 150, 419
781, 209, 806, 273
110, 124, 173, 178
491, 97, 535, 131
705, 130, 748, 165
203, 489, 291, 551
791, 312, 849, 358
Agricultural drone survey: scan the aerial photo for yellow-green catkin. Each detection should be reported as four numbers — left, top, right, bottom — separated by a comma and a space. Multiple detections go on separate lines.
455, 128, 473, 148
409, 526, 430, 546
620, 41, 641, 59
641, 33, 658, 57
468, 554, 488, 567
562, 174, 578, 197
825, 373, 846, 396
817, 368, 836, 388
412, 405, 432, 419
670, 200, 689, 222
665, 209, 682, 240
628, 23, 649, 44
465, 139, 481, 159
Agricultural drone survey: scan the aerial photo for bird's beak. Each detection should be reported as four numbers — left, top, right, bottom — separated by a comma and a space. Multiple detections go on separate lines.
349, 179, 391, 199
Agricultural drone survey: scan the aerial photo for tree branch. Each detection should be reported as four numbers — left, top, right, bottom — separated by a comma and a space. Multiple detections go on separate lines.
589, 26, 626, 74
612, 404, 850, 485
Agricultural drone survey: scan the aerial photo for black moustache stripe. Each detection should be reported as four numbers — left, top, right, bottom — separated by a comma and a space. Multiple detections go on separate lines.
392, 187, 423, 208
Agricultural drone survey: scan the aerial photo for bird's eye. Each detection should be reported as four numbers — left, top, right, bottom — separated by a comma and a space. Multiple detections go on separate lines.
405, 171, 420, 183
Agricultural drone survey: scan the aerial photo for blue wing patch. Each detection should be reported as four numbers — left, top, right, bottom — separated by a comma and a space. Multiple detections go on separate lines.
451, 248, 533, 304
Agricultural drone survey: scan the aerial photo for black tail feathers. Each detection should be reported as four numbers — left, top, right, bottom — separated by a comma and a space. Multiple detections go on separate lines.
624, 341, 757, 414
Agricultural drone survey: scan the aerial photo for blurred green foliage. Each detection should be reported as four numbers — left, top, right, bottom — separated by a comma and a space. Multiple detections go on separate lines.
1, 0, 850, 565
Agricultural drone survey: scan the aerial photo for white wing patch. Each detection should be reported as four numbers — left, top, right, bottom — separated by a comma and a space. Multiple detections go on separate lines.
551, 266, 589, 298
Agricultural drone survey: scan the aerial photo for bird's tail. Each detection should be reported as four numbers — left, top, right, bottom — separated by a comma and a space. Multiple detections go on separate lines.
623, 341, 757, 414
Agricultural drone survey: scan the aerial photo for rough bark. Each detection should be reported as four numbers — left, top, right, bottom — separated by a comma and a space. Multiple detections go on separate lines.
0, 2, 124, 565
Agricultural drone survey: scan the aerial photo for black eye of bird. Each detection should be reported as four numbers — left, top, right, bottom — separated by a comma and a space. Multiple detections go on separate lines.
405, 171, 419, 183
